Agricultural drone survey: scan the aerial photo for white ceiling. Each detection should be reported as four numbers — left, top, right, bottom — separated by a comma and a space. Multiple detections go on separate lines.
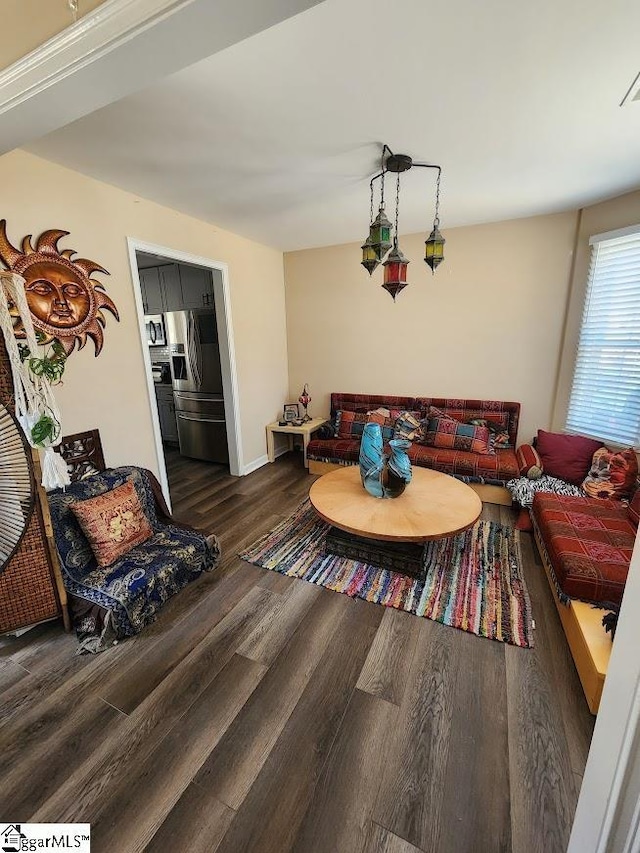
26, 0, 640, 252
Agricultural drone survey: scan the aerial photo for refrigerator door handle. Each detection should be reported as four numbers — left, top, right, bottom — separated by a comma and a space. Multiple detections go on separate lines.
177, 413, 226, 424
173, 392, 224, 402
186, 312, 203, 389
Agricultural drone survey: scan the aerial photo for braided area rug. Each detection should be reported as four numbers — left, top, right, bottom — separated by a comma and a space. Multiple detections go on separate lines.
239, 499, 534, 648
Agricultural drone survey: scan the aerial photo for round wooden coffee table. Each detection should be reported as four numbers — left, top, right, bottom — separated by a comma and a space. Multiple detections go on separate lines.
309, 466, 482, 577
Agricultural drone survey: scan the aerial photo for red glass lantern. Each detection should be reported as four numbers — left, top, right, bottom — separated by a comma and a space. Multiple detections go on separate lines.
382, 244, 410, 300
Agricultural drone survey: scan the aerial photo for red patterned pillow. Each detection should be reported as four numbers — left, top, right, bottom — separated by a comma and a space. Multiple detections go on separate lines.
425, 416, 492, 454
516, 444, 543, 479
628, 489, 640, 527
70, 480, 153, 568
366, 409, 396, 441
583, 447, 638, 500
335, 410, 368, 439
536, 430, 603, 485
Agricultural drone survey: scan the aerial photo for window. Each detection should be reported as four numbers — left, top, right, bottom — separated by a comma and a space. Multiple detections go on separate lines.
566, 225, 640, 446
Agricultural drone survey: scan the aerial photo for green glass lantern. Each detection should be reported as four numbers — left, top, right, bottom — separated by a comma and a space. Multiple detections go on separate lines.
425, 224, 445, 272
370, 206, 393, 260
361, 235, 379, 275
382, 243, 410, 301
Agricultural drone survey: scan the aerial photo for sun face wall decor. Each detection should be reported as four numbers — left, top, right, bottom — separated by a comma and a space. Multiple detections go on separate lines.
0, 219, 119, 356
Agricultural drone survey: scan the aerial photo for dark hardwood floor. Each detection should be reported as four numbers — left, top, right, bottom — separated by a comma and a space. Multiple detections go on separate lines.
0, 448, 595, 853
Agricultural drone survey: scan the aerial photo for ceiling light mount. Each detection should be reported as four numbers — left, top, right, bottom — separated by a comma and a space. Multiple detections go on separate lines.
361, 144, 445, 299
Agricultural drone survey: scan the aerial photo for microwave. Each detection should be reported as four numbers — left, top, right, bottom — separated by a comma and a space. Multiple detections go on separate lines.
145, 314, 166, 346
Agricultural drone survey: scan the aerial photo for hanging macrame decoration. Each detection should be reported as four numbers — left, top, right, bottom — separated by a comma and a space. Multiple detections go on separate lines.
0, 271, 71, 490
0, 219, 118, 356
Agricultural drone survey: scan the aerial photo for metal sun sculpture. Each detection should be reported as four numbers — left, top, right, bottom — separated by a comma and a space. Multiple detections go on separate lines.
0, 219, 119, 356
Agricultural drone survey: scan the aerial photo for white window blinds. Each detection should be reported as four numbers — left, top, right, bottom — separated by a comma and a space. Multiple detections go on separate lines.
566, 226, 640, 446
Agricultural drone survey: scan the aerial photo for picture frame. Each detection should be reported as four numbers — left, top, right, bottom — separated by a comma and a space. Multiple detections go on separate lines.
283, 403, 300, 422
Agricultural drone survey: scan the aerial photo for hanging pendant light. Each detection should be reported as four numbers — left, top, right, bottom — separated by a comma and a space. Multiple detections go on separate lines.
382, 242, 410, 301
369, 206, 393, 261
381, 171, 409, 300
425, 169, 445, 272
360, 144, 445, 297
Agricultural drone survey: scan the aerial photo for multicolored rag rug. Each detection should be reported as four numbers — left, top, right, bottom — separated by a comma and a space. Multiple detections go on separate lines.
239, 499, 534, 647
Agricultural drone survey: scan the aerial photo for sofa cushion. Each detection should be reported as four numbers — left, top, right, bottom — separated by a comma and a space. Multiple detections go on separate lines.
536, 430, 603, 486
532, 492, 633, 606
582, 447, 638, 500
307, 438, 361, 465
424, 416, 492, 454
366, 409, 397, 441
407, 444, 518, 484
70, 480, 154, 568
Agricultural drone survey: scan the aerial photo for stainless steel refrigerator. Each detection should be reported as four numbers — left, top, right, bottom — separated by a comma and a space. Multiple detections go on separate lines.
165, 309, 229, 464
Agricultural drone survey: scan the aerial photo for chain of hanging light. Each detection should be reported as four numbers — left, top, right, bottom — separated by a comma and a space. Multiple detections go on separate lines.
361, 144, 446, 300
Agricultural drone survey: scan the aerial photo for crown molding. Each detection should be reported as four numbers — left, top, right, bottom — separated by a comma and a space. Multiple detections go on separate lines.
0, 0, 196, 115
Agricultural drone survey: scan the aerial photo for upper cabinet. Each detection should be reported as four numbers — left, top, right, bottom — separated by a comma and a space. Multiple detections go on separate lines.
179, 265, 214, 309
139, 267, 164, 314
160, 264, 184, 311
139, 263, 213, 313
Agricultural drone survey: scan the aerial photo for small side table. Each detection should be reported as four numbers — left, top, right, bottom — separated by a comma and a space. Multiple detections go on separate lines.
266, 417, 328, 468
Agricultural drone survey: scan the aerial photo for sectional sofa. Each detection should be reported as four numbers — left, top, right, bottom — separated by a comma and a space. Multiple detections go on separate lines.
307, 393, 521, 505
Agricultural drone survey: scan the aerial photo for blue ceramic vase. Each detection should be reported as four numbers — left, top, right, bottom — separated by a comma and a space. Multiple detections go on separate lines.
359, 422, 385, 498
383, 438, 413, 498
359, 425, 412, 499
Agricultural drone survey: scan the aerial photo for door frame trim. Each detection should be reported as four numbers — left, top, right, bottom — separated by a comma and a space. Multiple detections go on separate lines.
126, 237, 243, 504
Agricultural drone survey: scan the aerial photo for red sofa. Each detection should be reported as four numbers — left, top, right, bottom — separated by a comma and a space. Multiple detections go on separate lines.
530, 490, 638, 713
307, 393, 521, 505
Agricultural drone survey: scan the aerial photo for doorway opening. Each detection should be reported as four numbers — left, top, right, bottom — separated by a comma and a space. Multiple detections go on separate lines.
126, 239, 242, 508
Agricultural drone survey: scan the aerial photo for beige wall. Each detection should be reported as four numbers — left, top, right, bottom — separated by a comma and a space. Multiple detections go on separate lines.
0, 150, 289, 477
284, 212, 578, 445
1, 0, 107, 70
553, 188, 640, 431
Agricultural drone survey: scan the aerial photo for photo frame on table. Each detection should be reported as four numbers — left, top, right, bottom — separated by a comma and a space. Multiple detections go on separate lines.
283, 403, 301, 423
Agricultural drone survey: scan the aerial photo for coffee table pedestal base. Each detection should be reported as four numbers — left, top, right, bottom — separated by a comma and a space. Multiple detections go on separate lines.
325, 526, 425, 579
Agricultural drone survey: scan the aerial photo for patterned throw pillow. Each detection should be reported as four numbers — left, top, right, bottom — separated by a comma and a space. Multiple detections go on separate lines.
366, 408, 396, 442
393, 410, 426, 442
468, 418, 511, 450
425, 416, 492, 454
334, 410, 369, 439
70, 480, 154, 567
582, 447, 639, 500
516, 444, 543, 479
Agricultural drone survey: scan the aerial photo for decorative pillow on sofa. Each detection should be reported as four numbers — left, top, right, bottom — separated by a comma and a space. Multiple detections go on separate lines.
535, 430, 603, 486
393, 410, 426, 442
468, 418, 511, 449
516, 444, 543, 479
366, 408, 396, 441
334, 410, 368, 439
582, 447, 638, 500
70, 480, 154, 568
425, 416, 492, 454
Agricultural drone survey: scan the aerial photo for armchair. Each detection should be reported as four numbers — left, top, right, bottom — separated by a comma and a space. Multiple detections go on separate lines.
48, 465, 220, 652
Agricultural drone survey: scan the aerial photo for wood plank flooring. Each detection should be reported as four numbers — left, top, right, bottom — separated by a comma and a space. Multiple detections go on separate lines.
0, 448, 595, 852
